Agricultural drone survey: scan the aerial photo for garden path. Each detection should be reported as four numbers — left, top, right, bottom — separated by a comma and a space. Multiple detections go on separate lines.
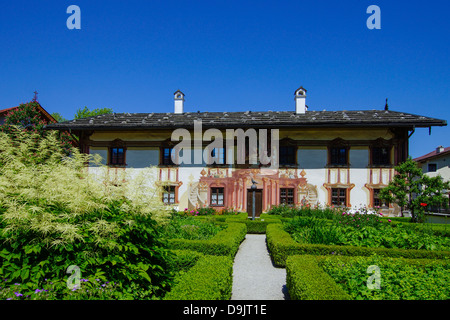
231, 234, 289, 300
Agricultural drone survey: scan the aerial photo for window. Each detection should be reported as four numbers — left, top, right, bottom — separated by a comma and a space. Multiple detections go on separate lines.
330, 147, 348, 165
162, 186, 176, 204
428, 163, 437, 172
279, 146, 296, 166
372, 147, 390, 165
331, 188, 347, 206
210, 187, 224, 206
110, 147, 125, 165
162, 147, 175, 165
373, 189, 389, 208
280, 188, 294, 205
211, 147, 226, 165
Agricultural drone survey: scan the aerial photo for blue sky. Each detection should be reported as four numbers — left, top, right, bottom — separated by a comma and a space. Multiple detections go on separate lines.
0, 0, 448, 158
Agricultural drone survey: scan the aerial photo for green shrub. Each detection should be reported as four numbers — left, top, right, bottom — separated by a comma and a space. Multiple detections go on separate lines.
167, 223, 247, 257
0, 130, 173, 299
286, 255, 351, 300
225, 217, 282, 234
0, 201, 174, 299
166, 250, 205, 273
320, 255, 450, 300
284, 216, 450, 251
161, 214, 225, 240
164, 255, 233, 300
266, 223, 450, 267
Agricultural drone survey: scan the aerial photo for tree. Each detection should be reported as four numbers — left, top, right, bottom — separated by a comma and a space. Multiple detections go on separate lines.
50, 112, 68, 122
379, 158, 450, 222
74, 106, 113, 119
0, 102, 75, 155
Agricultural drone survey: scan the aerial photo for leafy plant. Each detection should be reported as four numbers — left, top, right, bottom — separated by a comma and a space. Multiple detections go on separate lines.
0, 129, 174, 299
379, 158, 450, 222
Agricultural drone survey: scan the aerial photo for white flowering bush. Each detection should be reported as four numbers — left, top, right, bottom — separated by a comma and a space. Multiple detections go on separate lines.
0, 127, 173, 299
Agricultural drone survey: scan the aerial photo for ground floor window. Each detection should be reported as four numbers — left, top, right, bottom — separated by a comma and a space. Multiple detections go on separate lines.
373, 188, 389, 208
210, 187, 224, 206
280, 188, 294, 205
331, 188, 347, 206
162, 185, 176, 204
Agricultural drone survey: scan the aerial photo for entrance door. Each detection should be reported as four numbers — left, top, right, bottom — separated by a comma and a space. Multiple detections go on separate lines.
247, 189, 263, 218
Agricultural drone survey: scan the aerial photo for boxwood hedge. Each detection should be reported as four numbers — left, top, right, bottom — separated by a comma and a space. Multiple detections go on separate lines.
164, 255, 233, 300
266, 223, 450, 267
167, 222, 246, 256
286, 255, 351, 300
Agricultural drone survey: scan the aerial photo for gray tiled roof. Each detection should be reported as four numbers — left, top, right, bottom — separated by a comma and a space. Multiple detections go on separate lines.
45, 109, 446, 131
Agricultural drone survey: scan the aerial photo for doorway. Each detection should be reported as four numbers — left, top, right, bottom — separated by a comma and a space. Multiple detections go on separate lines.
247, 189, 263, 218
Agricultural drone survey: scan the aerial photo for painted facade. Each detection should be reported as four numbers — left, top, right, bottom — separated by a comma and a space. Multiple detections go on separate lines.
45, 88, 447, 217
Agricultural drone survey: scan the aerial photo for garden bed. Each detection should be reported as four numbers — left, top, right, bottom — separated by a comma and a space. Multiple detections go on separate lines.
167, 222, 247, 257
266, 223, 450, 267
287, 254, 450, 300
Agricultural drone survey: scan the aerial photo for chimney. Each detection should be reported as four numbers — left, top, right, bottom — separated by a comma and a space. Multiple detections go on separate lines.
174, 90, 185, 114
294, 86, 307, 114
436, 146, 444, 153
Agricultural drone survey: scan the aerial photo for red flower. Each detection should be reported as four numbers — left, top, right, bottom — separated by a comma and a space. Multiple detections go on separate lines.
420, 203, 427, 207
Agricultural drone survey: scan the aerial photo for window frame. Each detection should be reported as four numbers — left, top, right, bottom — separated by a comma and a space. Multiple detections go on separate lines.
109, 147, 126, 166
280, 187, 295, 205
279, 146, 297, 166
161, 146, 176, 166
210, 187, 225, 206
372, 146, 391, 166
331, 188, 347, 206
329, 147, 348, 166
428, 163, 437, 172
162, 185, 176, 205
373, 188, 389, 208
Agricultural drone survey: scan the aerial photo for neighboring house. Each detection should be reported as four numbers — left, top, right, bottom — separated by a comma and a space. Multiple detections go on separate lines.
45, 87, 447, 217
414, 146, 450, 213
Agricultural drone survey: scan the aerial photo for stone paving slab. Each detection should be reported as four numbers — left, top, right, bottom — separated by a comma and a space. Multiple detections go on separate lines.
231, 234, 289, 300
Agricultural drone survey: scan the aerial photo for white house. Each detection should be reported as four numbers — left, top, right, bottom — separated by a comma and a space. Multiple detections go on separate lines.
45, 87, 447, 217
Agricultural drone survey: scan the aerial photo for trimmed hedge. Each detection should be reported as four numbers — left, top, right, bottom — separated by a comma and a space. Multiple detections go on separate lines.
266, 223, 450, 267
225, 217, 282, 234
164, 255, 233, 300
286, 255, 351, 300
167, 222, 246, 257
167, 250, 205, 273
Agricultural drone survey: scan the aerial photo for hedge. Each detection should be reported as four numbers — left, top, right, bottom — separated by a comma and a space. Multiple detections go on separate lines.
167, 222, 247, 256
266, 223, 450, 267
286, 255, 351, 300
164, 255, 233, 300
225, 217, 282, 234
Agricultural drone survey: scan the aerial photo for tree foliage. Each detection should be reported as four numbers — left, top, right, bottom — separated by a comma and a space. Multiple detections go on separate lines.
0, 101, 74, 154
379, 158, 450, 222
74, 106, 113, 119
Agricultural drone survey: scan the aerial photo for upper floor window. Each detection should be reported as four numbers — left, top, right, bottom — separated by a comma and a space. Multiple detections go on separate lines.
428, 163, 437, 172
372, 147, 390, 165
161, 147, 176, 165
330, 147, 348, 166
110, 147, 125, 165
279, 146, 296, 166
210, 147, 226, 165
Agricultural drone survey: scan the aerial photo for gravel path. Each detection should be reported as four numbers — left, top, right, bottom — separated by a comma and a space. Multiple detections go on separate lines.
231, 234, 289, 300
